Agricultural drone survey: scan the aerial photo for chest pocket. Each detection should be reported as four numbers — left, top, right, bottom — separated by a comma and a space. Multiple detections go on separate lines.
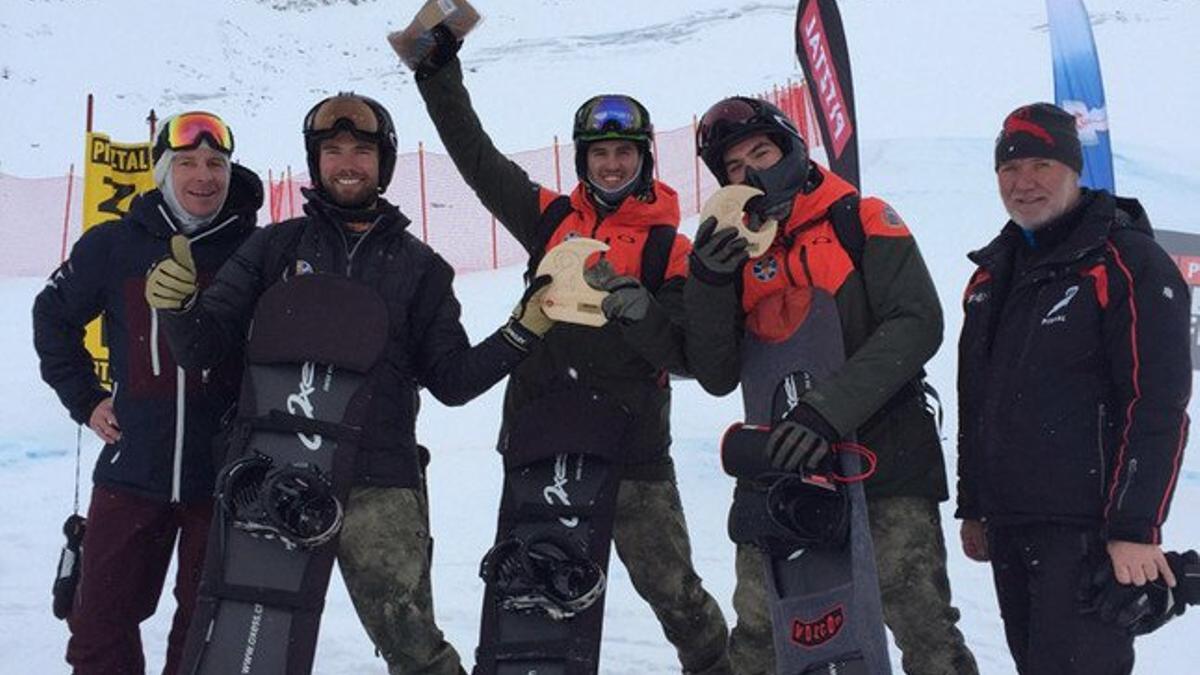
740, 221, 856, 334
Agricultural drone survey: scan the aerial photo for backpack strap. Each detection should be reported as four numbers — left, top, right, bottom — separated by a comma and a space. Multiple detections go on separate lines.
828, 193, 865, 272
523, 195, 574, 284
640, 225, 677, 294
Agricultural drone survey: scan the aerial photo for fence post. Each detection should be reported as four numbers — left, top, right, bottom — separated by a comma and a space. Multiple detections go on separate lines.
692, 114, 702, 215
418, 141, 429, 244
267, 169, 275, 223
553, 135, 562, 193
60, 163, 75, 262
286, 166, 295, 219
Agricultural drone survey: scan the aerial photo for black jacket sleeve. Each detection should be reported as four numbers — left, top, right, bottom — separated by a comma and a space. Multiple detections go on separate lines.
32, 226, 114, 424
409, 257, 528, 406
616, 237, 694, 377
416, 56, 546, 251
683, 270, 744, 396
1102, 231, 1191, 544
160, 226, 273, 370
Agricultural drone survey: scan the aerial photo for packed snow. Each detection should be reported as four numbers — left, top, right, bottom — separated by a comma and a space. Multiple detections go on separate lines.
1, 1, 1197, 673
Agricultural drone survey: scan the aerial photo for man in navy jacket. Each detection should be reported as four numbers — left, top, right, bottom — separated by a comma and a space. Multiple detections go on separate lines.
33, 111, 261, 675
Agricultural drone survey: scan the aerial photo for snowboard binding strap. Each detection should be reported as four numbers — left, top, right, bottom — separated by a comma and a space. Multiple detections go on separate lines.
479, 533, 606, 620
218, 455, 345, 551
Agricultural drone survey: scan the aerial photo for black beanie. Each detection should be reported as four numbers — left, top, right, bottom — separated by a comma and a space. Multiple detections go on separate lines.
994, 103, 1083, 174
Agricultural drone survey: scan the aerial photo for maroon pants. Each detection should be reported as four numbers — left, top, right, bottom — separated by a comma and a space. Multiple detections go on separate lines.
66, 485, 213, 675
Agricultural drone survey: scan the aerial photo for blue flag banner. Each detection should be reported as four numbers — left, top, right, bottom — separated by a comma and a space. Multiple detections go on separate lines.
1046, 0, 1115, 191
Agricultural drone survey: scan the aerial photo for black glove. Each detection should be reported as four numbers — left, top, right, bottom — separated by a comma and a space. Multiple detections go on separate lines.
415, 24, 463, 82
689, 215, 750, 286
765, 404, 839, 474
1080, 549, 1199, 635
583, 259, 651, 324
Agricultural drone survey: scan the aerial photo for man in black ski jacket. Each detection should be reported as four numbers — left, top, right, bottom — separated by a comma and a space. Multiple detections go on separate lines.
33, 111, 260, 675
148, 94, 553, 675
957, 103, 1191, 675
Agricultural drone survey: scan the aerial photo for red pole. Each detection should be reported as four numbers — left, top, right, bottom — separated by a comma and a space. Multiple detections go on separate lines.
60, 163, 76, 262
286, 166, 295, 219
418, 142, 429, 244
692, 114, 702, 215
86, 94, 93, 133
652, 135, 660, 181
268, 169, 276, 223
491, 214, 498, 270
147, 109, 157, 141
553, 135, 562, 193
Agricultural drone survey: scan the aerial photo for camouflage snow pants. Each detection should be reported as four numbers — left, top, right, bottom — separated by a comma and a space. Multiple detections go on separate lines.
729, 496, 978, 675
613, 478, 732, 674
337, 486, 466, 675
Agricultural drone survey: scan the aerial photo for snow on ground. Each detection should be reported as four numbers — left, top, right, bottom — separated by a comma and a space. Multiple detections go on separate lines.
1, 0, 1198, 673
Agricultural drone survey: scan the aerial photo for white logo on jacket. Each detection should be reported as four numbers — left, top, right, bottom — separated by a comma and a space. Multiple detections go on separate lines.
1042, 285, 1079, 326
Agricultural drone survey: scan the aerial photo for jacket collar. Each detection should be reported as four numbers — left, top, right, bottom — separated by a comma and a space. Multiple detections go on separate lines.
780, 163, 857, 236
567, 179, 681, 230
301, 187, 412, 236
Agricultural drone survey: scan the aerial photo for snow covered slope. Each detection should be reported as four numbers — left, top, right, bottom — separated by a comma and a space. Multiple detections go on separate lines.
0, 1, 1197, 673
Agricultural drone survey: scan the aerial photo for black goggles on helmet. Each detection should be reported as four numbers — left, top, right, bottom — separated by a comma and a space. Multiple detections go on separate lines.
574, 95, 652, 143
696, 97, 767, 156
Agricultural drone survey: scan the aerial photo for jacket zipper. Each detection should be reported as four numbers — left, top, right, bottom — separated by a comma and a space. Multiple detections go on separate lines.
338, 216, 382, 277
172, 367, 186, 503
1096, 403, 1107, 496
1116, 457, 1138, 512
108, 381, 122, 464
150, 308, 162, 377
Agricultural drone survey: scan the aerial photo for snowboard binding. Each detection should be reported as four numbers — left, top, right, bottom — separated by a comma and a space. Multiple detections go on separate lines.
217, 454, 344, 551
480, 533, 607, 620
766, 474, 850, 551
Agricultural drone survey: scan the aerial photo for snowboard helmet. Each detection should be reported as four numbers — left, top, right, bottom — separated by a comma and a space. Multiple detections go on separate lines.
303, 93, 399, 193
480, 533, 607, 620
572, 94, 656, 204
697, 96, 809, 191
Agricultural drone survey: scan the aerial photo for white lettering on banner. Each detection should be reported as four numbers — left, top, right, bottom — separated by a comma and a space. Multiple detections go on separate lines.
240, 603, 264, 673
543, 454, 580, 529
802, 2, 853, 157
287, 362, 322, 450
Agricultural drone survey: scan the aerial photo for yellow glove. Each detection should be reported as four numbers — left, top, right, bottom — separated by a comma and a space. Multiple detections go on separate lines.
500, 275, 555, 352
145, 235, 197, 310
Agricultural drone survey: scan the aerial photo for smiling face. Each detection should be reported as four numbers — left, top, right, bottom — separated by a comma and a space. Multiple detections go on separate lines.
318, 131, 380, 208
721, 133, 784, 186
170, 146, 230, 218
585, 139, 641, 192
997, 156, 1081, 230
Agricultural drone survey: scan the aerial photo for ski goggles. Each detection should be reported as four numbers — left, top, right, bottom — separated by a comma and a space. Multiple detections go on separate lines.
574, 95, 652, 141
304, 95, 382, 136
160, 111, 235, 156
696, 97, 764, 156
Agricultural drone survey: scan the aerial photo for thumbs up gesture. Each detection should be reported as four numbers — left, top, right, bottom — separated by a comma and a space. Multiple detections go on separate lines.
145, 235, 198, 310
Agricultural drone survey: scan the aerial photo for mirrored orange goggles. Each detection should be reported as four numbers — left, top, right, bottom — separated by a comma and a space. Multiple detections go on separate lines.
305, 96, 380, 135
163, 112, 235, 154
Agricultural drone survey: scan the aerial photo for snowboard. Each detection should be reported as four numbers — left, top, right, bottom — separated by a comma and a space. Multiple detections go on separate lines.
722, 286, 891, 675
473, 388, 629, 675
179, 274, 388, 675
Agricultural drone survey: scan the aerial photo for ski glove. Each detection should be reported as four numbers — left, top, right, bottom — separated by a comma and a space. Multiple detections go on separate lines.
145, 235, 197, 311
689, 215, 750, 286
1080, 549, 1200, 635
415, 24, 463, 82
584, 259, 651, 324
766, 404, 839, 474
501, 275, 554, 352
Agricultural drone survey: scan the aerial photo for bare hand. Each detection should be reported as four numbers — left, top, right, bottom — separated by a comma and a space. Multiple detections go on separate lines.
1107, 540, 1177, 588
960, 519, 989, 562
88, 398, 121, 444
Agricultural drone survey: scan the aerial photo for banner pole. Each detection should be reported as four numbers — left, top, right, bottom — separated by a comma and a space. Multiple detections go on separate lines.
418, 142, 429, 244
60, 163, 75, 262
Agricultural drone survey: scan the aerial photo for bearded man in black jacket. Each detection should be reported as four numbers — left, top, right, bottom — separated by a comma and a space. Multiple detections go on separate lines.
957, 103, 1191, 675
147, 94, 553, 675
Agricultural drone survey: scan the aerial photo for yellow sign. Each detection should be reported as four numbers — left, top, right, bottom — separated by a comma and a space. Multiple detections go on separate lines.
81, 132, 156, 386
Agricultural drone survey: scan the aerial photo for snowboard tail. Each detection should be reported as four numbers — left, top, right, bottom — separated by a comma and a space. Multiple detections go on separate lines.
474, 388, 630, 675
729, 288, 891, 675
180, 275, 388, 675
